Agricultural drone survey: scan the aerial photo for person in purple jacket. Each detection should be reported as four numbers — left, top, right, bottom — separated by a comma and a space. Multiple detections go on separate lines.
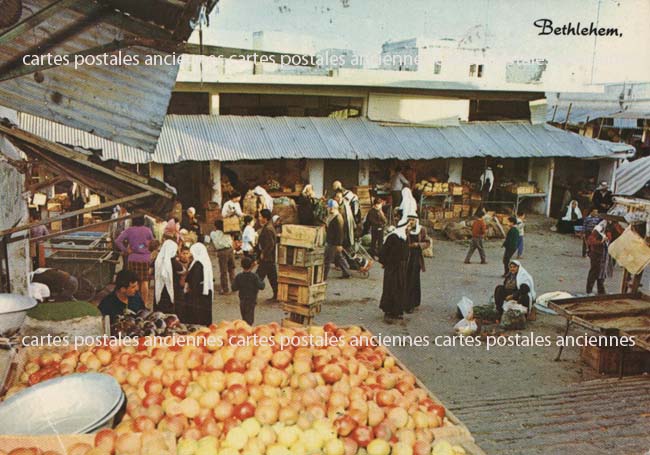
116, 215, 154, 308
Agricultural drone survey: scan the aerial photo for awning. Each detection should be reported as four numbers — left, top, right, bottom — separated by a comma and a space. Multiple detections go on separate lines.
0, 119, 175, 237
18, 114, 636, 164
616, 156, 650, 196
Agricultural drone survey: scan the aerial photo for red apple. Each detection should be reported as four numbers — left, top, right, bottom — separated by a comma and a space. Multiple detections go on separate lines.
233, 402, 255, 421
224, 358, 246, 373
322, 364, 343, 384
133, 416, 155, 432
335, 415, 358, 437
94, 429, 117, 453
143, 393, 164, 408
170, 380, 187, 399
351, 426, 374, 448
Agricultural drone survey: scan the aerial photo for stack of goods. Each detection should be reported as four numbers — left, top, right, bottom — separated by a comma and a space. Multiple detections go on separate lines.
111, 310, 198, 337
278, 225, 327, 327
243, 190, 258, 216
354, 186, 372, 218
504, 183, 537, 194
272, 197, 299, 225
416, 181, 449, 195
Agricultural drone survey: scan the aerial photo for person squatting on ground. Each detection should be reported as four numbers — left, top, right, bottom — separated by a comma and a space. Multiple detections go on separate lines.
99, 270, 144, 322
256, 209, 278, 301
324, 199, 351, 280
232, 256, 265, 326
501, 216, 520, 276
209, 220, 236, 294
379, 216, 410, 322
494, 260, 536, 318
31, 268, 78, 301
464, 210, 487, 264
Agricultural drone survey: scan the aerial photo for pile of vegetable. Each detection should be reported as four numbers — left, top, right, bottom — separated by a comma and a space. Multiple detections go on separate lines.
111, 310, 196, 338
26, 301, 101, 321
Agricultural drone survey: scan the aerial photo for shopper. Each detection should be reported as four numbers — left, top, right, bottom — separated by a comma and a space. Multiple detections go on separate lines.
162, 218, 181, 243
154, 239, 183, 314
232, 256, 265, 326
256, 209, 278, 302
297, 184, 318, 226
556, 200, 583, 234
183, 242, 214, 325
501, 216, 520, 277
115, 215, 154, 307
182, 207, 202, 238
324, 200, 351, 280
464, 210, 487, 264
222, 192, 244, 218
333, 189, 355, 248
379, 216, 409, 323
516, 212, 526, 259
592, 181, 614, 214
398, 187, 418, 220
99, 270, 144, 322
253, 186, 274, 213
333, 181, 361, 225
494, 260, 535, 318
366, 198, 387, 258
582, 207, 602, 257
209, 220, 236, 294
405, 214, 430, 314
390, 165, 410, 208
241, 215, 258, 259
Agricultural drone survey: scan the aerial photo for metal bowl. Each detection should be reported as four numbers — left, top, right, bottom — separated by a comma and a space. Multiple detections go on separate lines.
0, 373, 123, 435
0, 293, 37, 336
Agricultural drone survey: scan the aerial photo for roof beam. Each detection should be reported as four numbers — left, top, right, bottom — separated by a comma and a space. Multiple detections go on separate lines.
0, 0, 83, 46
172, 0, 203, 40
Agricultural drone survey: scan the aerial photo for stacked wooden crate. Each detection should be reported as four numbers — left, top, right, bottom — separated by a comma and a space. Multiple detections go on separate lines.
354, 185, 372, 219
278, 225, 327, 327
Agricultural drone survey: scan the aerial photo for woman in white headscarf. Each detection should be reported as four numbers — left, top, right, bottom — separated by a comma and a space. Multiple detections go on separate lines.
494, 259, 535, 317
154, 240, 183, 314
182, 243, 214, 325
398, 187, 418, 219
556, 200, 583, 234
379, 216, 410, 322
405, 214, 431, 314
253, 186, 274, 212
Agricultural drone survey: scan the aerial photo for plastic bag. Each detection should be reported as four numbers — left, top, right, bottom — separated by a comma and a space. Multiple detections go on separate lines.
503, 300, 528, 314
456, 296, 474, 319
453, 318, 478, 335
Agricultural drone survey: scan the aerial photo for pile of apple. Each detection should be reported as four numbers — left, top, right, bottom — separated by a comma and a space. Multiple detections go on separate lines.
7, 322, 469, 455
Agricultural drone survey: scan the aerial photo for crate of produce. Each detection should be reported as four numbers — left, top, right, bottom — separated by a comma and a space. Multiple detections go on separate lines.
580, 345, 650, 375
278, 282, 327, 305
451, 185, 464, 196
278, 264, 325, 286
353, 185, 372, 204
222, 216, 241, 233
277, 245, 325, 267
280, 224, 326, 249
444, 210, 455, 219
281, 302, 321, 317
507, 184, 536, 195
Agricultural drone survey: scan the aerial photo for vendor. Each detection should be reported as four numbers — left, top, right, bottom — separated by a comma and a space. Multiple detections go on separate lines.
181, 207, 202, 238
99, 270, 144, 321
494, 260, 535, 317
297, 184, 318, 226
31, 268, 78, 301
222, 192, 243, 218
591, 181, 614, 214
556, 200, 583, 234
253, 186, 274, 213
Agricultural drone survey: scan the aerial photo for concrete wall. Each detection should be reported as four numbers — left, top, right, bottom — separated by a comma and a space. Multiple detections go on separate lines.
367, 93, 469, 124
0, 107, 29, 294
527, 158, 554, 216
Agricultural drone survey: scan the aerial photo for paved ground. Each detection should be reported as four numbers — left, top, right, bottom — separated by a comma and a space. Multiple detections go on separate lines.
210, 215, 625, 402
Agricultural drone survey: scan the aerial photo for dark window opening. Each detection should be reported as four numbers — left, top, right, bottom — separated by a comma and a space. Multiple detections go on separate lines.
219, 93, 363, 117
469, 100, 531, 121
477, 64, 484, 78
168, 92, 210, 114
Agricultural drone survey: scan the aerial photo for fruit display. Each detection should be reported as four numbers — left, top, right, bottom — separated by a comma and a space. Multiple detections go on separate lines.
110, 310, 198, 338
3, 322, 474, 455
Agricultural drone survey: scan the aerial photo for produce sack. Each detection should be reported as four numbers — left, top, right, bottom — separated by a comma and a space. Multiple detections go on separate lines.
607, 226, 650, 275
456, 296, 474, 319
500, 309, 527, 330
503, 300, 529, 314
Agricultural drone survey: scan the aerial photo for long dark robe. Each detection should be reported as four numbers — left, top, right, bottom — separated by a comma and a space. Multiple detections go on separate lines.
379, 234, 409, 317
179, 262, 213, 326
297, 195, 317, 226
155, 258, 185, 314
405, 230, 428, 312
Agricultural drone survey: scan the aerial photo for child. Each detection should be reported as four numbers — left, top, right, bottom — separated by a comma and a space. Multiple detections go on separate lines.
241, 215, 257, 259
582, 207, 602, 257
464, 210, 487, 264
232, 256, 265, 325
502, 216, 520, 277
515, 212, 526, 259
366, 198, 387, 259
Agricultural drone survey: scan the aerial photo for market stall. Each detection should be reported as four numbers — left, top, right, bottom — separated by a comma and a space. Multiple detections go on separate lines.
0, 321, 485, 455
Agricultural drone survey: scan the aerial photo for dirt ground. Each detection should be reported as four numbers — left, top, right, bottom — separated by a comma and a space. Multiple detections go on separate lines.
210, 215, 624, 405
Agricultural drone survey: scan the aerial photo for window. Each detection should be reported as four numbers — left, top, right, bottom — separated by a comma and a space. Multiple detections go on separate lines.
433, 60, 442, 74
477, 64, 484, 78
469, 64, 476, 77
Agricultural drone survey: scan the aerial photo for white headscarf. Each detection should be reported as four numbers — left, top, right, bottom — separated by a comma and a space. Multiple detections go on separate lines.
562, 200, 583, 221
189, 243, 214, 296
302, 184, 315, 198
399, 187, 417, 217
387, 216, 409, 243
155, 240, 179, 303
480, 167, 494, 192
253, 186, 274, 212
407, 214, 421, 235
510, 259, 536, 302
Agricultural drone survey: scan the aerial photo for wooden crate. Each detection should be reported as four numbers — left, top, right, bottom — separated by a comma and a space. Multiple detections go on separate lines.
278, 264, 325, 286
451, 186, 464, 196
580, 345, 650, 375
223, 216, 241, 233
354, 186, 372, 205
281, 302, 321, 317
277, 245, 325, 267
280, 224, 325, 249
281, 317, 314, 328
278, 282, 327, 305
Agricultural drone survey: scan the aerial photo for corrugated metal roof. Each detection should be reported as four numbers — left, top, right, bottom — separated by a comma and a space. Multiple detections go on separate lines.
449, 376, 650, 455
0, 0, 213, 152
615, 156, 650, 195
18, 114, 634, 164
